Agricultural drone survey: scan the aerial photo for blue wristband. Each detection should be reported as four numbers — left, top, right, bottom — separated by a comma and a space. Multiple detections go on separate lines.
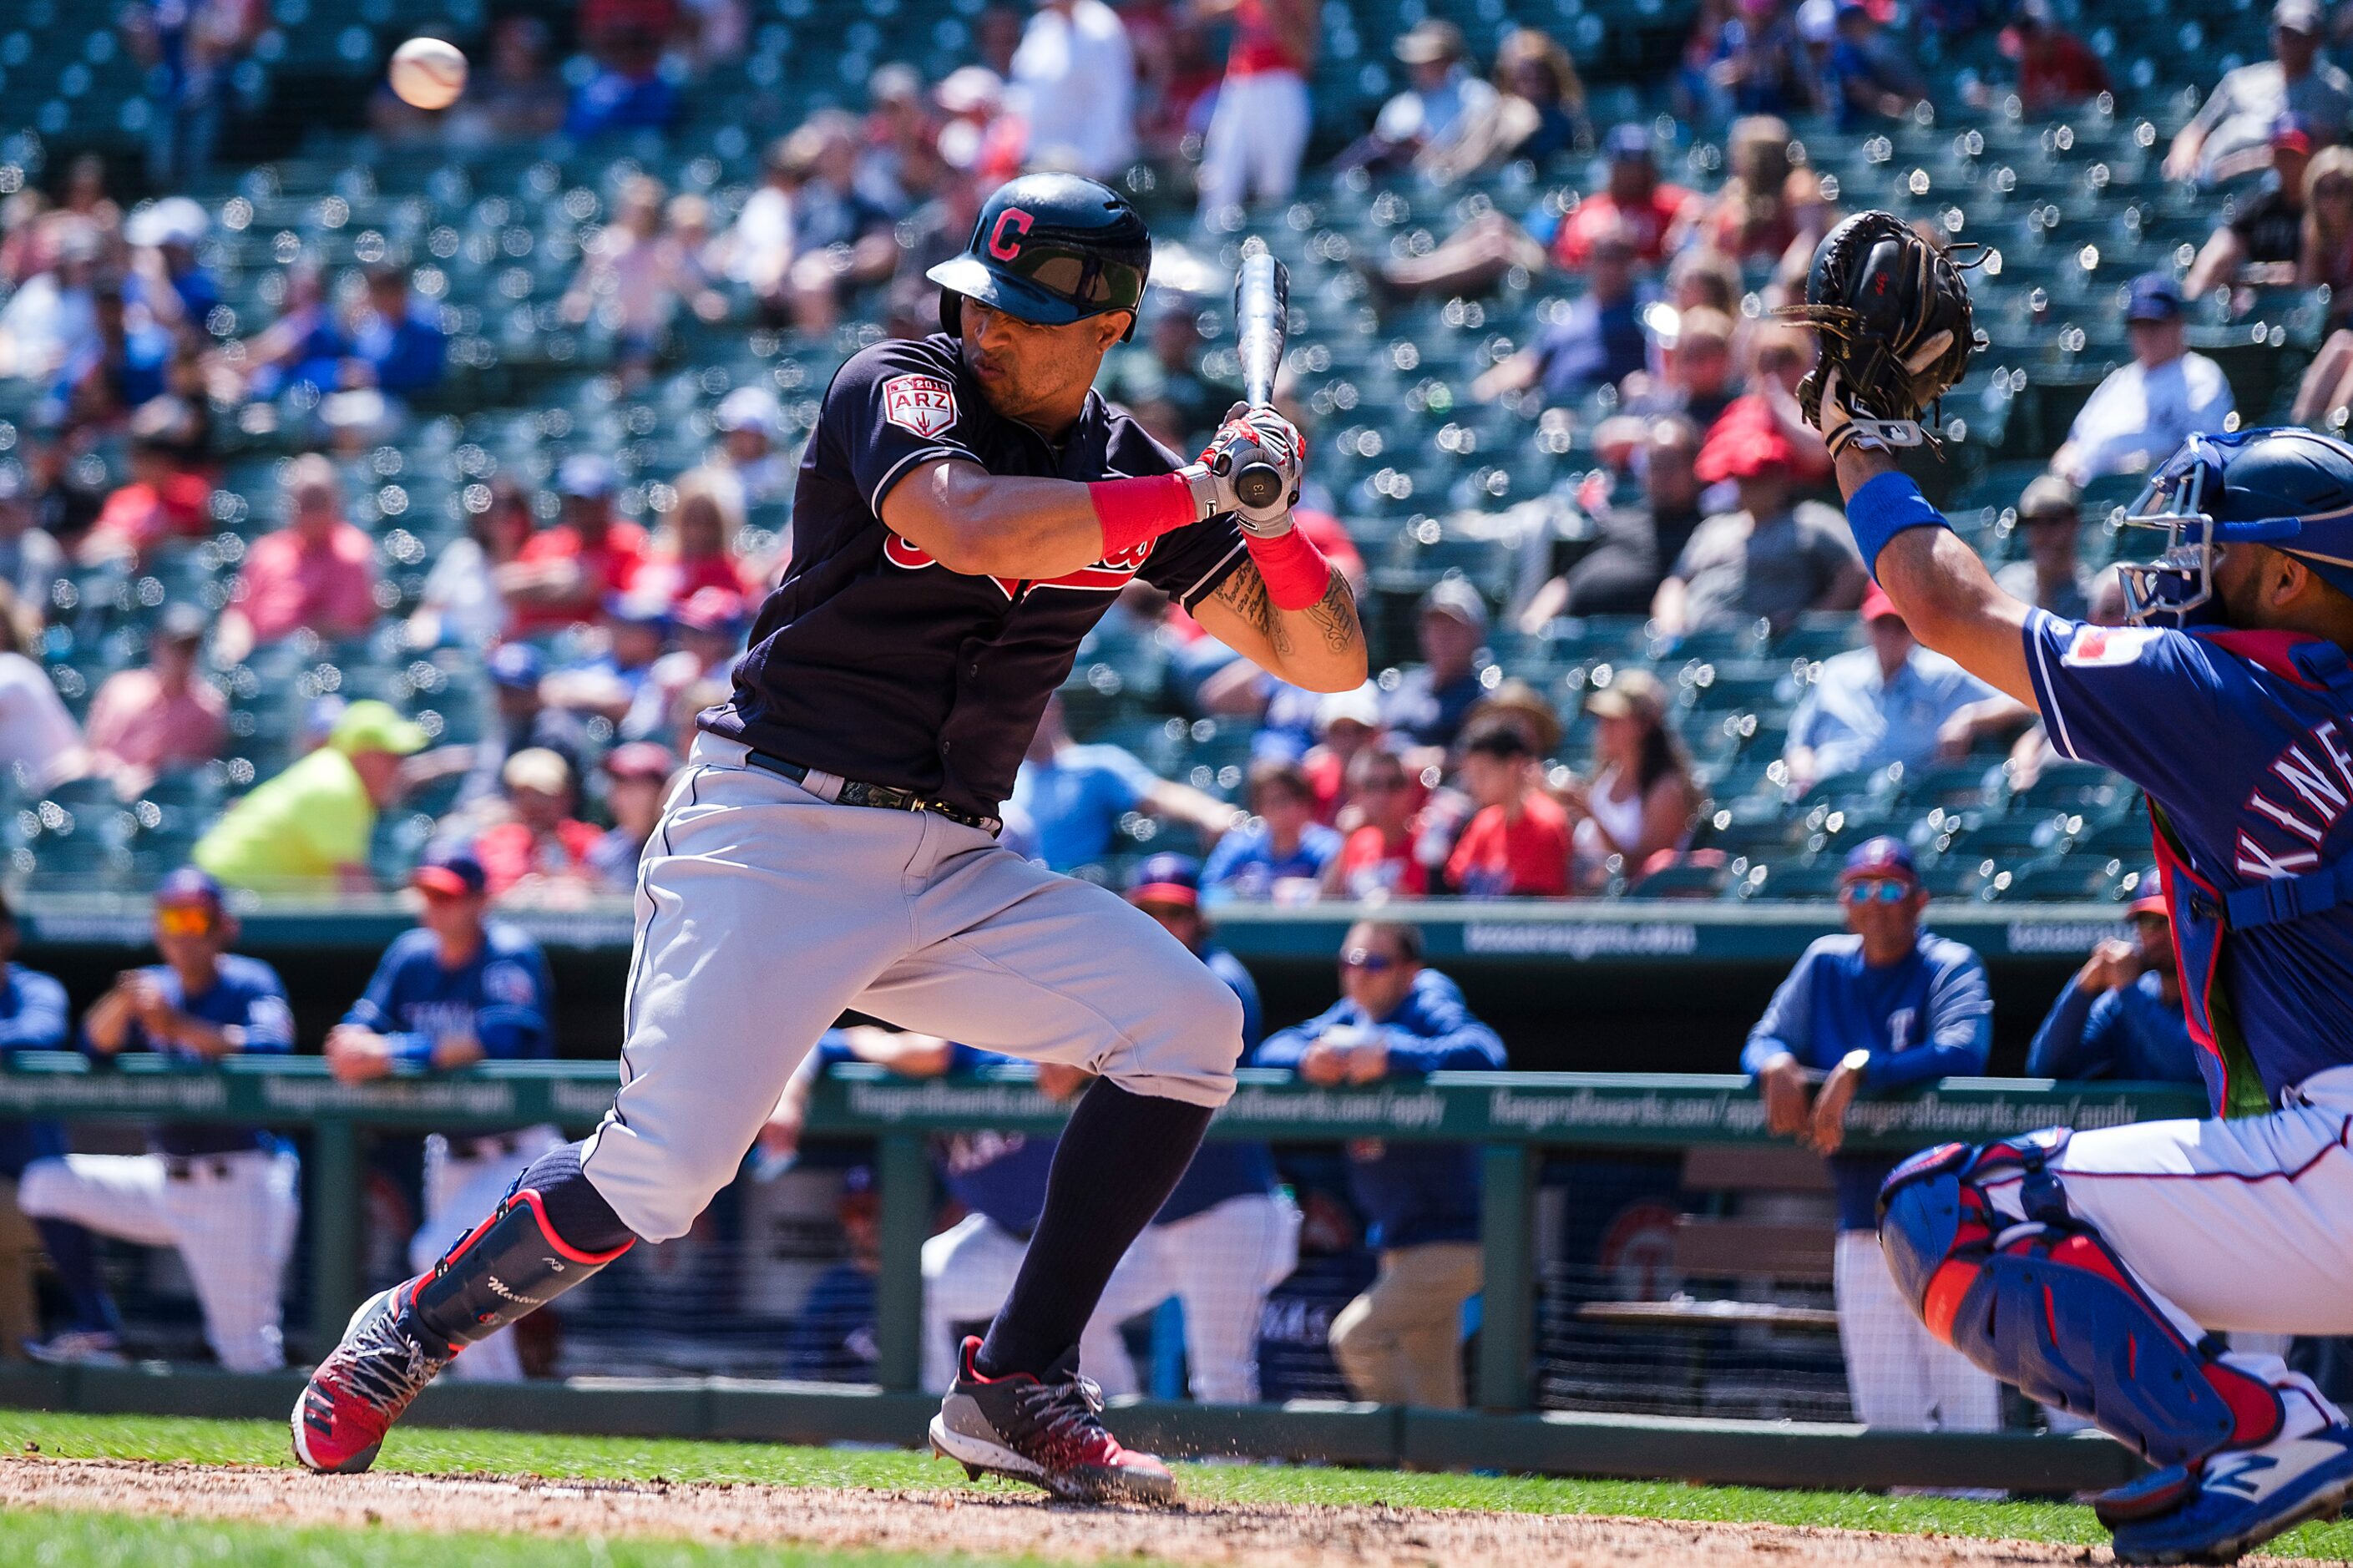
1845, 470, 1954, 583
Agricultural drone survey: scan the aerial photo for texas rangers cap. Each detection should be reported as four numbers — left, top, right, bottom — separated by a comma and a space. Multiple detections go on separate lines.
2275, 114, 2317, 155
2124, 272, 2184, 323
412, 848, 488, 899
154, 865, 225, 908
1839, 836, 1919, 887
1860, 581, 1905, 625
1126, 852, 1202, 911
2128, 866, 2168, 918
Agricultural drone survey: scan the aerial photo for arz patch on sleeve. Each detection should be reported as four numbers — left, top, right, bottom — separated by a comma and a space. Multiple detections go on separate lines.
880, 374, 959, 439
2061, 625, 2163, 668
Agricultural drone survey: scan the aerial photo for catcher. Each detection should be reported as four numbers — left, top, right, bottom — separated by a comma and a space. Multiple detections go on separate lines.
1787, 210, 2353, 1565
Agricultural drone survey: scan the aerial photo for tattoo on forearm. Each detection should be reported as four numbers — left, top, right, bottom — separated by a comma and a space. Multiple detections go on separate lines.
1303, 571, 1361, 655
1216, 563, 1289, 657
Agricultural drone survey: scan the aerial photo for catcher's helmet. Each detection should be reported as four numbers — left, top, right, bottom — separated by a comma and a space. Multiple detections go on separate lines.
927, 173, 1151, 341
2120, 427, 2353, 626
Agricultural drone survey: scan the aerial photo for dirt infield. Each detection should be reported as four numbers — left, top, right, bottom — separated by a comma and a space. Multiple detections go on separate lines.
0, 1454, 2311, 1566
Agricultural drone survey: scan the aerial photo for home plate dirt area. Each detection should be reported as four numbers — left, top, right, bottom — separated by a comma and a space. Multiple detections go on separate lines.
0, 1453, 2317, 1567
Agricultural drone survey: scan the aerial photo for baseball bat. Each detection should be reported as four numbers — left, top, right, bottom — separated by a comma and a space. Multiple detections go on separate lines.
1231, 238, 1291, 512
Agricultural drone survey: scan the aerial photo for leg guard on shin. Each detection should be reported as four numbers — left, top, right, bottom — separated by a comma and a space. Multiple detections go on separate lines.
407, 1186, 634, 1355
1877, 1132, 2283, 1467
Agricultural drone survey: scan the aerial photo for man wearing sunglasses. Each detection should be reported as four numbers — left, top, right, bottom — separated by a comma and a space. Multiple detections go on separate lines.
1743, 837, 1999, 1437
1815, 402, 2353, 1555
18, 868, 298, 1373
1253, 921, 1504, 1409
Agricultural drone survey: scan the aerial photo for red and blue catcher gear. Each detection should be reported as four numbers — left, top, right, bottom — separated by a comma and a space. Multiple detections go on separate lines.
1878, 1134, 2284, 1477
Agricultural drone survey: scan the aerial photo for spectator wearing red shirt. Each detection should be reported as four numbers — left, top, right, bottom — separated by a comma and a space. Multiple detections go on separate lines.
501, 454, 650, 635
1373, 124, 1693, 303
1553, 126, 1698, 271
1194, 0, 1318, 219
640, 481, 751, 609
1445, 720, 1572, 897
1998, 0, 2109, 118
1303, 683, 1384, 822
220, 453, 382, 661
472, 747, 605, 904
85, 604, 225, 792
1326, 746, 1433, 899
80, 413, 214, 567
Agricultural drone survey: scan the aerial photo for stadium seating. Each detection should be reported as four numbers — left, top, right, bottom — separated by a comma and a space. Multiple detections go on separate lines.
0, 0, 2292, 904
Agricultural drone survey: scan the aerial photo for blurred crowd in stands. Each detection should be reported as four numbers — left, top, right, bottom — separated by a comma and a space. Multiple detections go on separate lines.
0, 0, 2345, 912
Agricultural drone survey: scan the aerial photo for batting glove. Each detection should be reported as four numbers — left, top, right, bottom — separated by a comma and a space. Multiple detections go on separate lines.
1198, 403, 1306, 537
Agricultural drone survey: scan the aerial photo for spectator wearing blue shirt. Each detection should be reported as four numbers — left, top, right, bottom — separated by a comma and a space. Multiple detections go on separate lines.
1741, 838, 1999, 1433
2028, 878, 2200, 1085
1379, 579, 1498, 751
1082, 857, 1299, 1402
326, 850, 559, 1381
1255, 921, 1506, 1409
1826, 3, 1925, 130
345, 266, 447, 397
19, 870, 300, 1373
1005, 695, 1242, 873
1203, 761, 1343, 899
1470, 223, 1649, 409
0, 897, 120, 1363
1783, 584, 2022, 794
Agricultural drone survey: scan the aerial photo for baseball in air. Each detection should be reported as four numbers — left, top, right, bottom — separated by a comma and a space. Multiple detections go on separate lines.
388, 37, 468, 110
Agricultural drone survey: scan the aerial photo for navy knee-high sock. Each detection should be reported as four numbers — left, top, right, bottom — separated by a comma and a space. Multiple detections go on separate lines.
976, 1080, 1213, 1379
503, 1141, 639, 1255
34, 1219, 118, 1335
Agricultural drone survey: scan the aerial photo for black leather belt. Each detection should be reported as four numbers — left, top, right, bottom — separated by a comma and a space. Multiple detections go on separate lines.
743, 749, 1003, 836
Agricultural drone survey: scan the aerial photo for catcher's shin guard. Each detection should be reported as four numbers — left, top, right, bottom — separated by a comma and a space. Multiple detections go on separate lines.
408, 1186, 635, 1353
1877, 1134, 2283, 1468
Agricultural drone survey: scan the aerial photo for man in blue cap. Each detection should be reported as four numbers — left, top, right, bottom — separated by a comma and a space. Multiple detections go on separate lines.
326, 848, 559, 1382
2052, 274, 2236, 487
19, 868, 299, 1372
1743, 837, 1997, 1433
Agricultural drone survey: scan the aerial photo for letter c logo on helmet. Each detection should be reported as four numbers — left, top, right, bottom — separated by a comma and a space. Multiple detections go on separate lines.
988, 209, 1033, 261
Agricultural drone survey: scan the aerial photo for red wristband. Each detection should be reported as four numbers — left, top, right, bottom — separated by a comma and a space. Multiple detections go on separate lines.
1090, 473, 1197, 559
1245, 527, 1334, 611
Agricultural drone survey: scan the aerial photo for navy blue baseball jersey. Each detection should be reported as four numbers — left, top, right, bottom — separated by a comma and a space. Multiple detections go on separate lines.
342, 922, 554, 1065
703, 333, 1251, 820
99, 955, 294, 1157
2022, 612, 2353, 1110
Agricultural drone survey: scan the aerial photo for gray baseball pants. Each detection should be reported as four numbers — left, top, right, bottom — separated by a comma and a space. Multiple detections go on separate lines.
581, 734, 1246, 1242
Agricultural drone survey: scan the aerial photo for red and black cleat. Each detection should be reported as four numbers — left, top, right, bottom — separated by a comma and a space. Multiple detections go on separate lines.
928, 1336, 1177, 1505
291, 1283, 449, 1474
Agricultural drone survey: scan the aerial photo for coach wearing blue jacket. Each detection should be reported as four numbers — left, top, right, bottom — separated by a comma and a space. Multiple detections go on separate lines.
1254, 920, 1505, 1409
326, 849, 556, 1382
1742, 836, 1999, 1433
2027, 873, 2199, 1085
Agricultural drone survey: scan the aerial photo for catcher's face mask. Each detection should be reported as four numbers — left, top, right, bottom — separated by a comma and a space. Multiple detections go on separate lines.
2118, 432, 2303, 628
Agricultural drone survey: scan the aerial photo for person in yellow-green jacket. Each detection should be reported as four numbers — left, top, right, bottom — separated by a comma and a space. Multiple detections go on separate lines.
195, 701, 426, 893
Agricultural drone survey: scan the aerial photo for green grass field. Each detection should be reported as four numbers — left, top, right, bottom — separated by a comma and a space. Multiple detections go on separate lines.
0, 1410, 2348, 1565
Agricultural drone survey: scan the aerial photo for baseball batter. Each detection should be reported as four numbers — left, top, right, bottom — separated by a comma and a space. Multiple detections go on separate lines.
296, 174, 1367, 1500
1789, 215, 2353, 1563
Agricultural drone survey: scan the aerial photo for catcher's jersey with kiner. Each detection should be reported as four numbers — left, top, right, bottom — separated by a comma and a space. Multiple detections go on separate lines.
2022, 609, 2353, 1110
702, 334, 1248, 821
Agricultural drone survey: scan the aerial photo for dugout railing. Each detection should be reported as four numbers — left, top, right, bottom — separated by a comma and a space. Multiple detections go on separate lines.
0, 1055, 2201, 1490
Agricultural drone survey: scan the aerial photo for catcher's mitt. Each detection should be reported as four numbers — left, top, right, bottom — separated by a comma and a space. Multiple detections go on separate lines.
1777, 210, 1980, 460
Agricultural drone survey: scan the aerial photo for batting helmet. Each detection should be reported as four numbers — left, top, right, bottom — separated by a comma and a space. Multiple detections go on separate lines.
927, 173, 1151, 341
2120, 427, 2353, 626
